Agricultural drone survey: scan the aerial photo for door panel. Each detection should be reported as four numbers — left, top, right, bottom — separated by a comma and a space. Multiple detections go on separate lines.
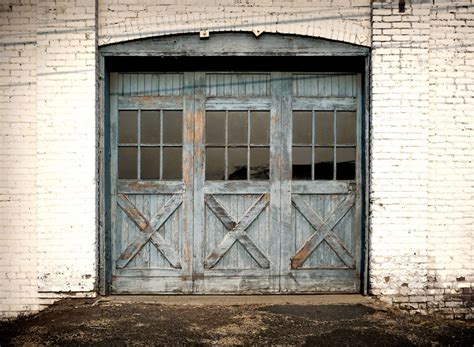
280, 73, 361, 293
110, 72, 193, 293
109, 71, 362, 294
194, 73, 279, 293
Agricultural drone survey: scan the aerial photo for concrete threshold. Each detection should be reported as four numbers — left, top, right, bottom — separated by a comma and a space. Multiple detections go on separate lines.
100, 294, 372, 306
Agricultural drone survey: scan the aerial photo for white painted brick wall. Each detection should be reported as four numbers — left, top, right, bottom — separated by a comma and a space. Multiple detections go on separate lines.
36, 0, 97, 294
0, 0, 39, 319
370, 0, 473, 319
98, 0, 372, 46
426, 1, 473, 320
1, 0, 472, 319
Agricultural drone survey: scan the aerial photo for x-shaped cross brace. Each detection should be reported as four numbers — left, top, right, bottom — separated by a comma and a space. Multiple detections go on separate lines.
291, 194, 356, 269
116, 194, 182, 269
204, 194, 271, 269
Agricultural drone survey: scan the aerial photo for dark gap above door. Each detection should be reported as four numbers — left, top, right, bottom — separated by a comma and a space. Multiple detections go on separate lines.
106, 56, 365, 73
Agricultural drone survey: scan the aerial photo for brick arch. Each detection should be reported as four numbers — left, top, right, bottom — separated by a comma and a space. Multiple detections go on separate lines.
98, 11, 371, 47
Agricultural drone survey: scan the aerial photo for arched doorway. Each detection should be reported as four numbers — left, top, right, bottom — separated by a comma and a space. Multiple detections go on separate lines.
99, 33, 369, 294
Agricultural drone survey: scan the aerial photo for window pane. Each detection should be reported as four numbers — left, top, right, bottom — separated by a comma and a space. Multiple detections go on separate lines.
316, 111, 334, 145
250, 147, 269, 180
336, 111, 356, 144
141, 111, 160, 144
228, 111, 247, 144
228, 147, 247, 180
250, 111, 270, 145
292, 147, 312, 180
336, 148, 356, 180
314, 147, 333, 180
293, 111, 312, 144
206, 147, 224, 180
141, 147, 160, 179
162, 147, 182, 180
118, 147, 137, 179
119, 110, 137, 144
163, 110, 182, 144
206, 111, 225, 144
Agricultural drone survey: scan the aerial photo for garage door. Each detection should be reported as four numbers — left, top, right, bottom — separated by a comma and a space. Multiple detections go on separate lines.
109, 71, 362, 293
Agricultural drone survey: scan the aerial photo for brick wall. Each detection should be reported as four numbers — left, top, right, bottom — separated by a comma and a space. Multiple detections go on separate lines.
370, 0, 473, 319
0, 0, 39, 319
36, 0, 97, 295
426, 1, 473, 320
98, 0, 371, 46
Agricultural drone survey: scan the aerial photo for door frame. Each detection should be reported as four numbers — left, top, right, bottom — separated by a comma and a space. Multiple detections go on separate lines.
97, 32, 371, 295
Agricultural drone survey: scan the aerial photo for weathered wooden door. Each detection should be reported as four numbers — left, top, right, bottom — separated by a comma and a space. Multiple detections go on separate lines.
109, 71, 362, 293
280, 73, 362, 292
192, 73, 281, 292
110, 72, 194, 293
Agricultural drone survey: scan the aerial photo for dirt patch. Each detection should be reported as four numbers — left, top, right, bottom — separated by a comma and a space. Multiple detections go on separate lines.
0, 299, 472, 346
260, 304, 375, 321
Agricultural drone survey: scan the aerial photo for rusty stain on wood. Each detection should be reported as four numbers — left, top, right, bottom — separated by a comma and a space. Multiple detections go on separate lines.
116, 194, 183, 269
204, 194, 270, 269
291, 194, 355, 269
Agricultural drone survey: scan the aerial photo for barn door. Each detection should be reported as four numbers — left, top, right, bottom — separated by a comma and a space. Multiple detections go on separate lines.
192, 73, 281, 292
108, 70, 362, 294
110, 72, 194, 293
280, 73, 362, 292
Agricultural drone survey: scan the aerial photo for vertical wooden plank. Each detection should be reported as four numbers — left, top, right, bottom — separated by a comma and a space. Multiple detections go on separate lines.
138, 74, 145, 95
144, 74, 152, 96
135, 194, 145, 267
152, 74, 159, 96
333, 109, 337, 180
118, 73, 123, 97
137, 109, 141, 179
166, 73, 173, 96
278, 72, 292, 291
331, 75, 338, 97
345, 75, 352, 97
159, 74, 166, 96
338, 75, 345, 97
159, 110, 163, 180
363, 57, 370, 295
182, 72, 195, 292
210, 74, 216, 97
247, 110, 250, 181
130, 74, 138, 96
224, 110, 228, 180
109, 73, 119, 292
231, 74, 238, 96
98, 54, 108, 295
311, 110, 315, 181
355, 72, 363, 293
224, 74, 231, 97
123, 73, 131, 96
217, 74, 224, 96
193, 72, 206, 291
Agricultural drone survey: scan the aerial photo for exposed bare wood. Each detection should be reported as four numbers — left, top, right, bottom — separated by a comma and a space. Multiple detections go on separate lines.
291, 194, 355, 269
204, 194, 270, 269
116, 194, 183, 269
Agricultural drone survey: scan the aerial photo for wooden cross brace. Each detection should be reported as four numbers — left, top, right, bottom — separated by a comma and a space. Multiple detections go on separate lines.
291, 194, 356, 269
204, 194, 271, 269
116, 194, 183, 269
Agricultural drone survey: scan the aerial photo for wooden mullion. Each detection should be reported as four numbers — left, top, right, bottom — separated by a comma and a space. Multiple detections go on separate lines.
137, 109, 141, 179
225, 110, 229, 181
160, 109, 164, 180
311, 109, 315, 181
333, 109, 337, 180
279, 72, 293, 291
247, 110, 251, 181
